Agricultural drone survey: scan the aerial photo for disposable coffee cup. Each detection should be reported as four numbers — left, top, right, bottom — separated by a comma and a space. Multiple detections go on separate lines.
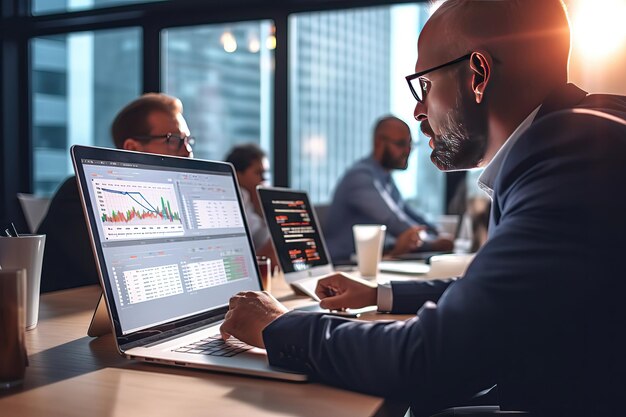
352, 224, 386, 279
0, 269, 28, 389
426, 253, 475, 279
0, 234, 46, 330
256, 256, 271, 293
436, 214, 460, 239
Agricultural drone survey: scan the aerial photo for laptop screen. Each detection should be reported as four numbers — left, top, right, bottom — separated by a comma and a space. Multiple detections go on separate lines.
78, 155, 260, 335
257, 188, 330, 273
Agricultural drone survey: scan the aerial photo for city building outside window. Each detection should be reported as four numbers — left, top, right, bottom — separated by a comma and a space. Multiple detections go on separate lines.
162, 21, 274, 170
31, 28, 141, 195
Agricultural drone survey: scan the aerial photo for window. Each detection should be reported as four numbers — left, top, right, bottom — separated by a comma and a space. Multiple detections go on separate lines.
162, 21, 275, 167
32, 0, 163, 15
31, 28, 141, 195
289, 4, 445, 218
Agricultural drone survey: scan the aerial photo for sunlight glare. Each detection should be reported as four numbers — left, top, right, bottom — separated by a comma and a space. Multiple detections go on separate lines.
570, 0, 626, 59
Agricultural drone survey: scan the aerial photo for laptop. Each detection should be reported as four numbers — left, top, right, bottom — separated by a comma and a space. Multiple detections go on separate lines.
256, 187, 335, 300
72, 145, 307, 382
257, 187, 428, 303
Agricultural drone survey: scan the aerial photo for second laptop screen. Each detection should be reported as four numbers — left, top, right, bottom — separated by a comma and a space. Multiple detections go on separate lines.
258, 189, 329, 273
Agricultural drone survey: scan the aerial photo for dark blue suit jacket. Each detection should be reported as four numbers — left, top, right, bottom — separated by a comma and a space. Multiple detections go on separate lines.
263, 84, 626, 416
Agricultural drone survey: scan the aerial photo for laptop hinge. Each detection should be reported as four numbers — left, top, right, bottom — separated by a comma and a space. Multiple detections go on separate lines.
119, 313, 225, 351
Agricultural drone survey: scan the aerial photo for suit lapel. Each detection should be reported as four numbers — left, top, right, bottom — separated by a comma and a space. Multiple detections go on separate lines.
489, 83, 588, 233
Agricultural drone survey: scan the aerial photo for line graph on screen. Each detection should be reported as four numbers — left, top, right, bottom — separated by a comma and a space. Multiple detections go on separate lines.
93, 179, 184, 240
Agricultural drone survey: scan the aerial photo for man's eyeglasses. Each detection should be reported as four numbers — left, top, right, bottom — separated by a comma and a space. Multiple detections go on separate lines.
405, 53, 472, 103
133, 133, 196, 149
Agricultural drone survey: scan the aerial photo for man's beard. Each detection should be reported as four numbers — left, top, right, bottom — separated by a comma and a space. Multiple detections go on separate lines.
380, 147, 409, 170
430, 90, 488, 171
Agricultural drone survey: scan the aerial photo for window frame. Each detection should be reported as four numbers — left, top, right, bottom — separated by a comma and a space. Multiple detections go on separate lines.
0, 0, 460, 229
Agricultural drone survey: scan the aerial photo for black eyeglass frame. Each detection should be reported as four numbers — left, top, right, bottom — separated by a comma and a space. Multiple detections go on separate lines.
132, 132, 196, 149
405, 53, 472, 103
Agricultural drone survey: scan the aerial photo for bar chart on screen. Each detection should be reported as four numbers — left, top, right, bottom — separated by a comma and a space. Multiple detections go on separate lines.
93, 178, 185, 240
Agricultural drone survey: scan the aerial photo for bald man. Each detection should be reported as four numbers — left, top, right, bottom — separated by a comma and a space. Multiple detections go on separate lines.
325, 115, 453, 261
219, 1, 626, 415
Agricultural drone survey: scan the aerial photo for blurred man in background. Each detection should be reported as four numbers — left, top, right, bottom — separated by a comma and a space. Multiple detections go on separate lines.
225, 143, 277, 267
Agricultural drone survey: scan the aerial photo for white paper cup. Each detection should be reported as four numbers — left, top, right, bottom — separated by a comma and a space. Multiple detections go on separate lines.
426, 253, 475, 279
353, 225, 386, 279
0, 235, 46, 330
436, 214, 460, 238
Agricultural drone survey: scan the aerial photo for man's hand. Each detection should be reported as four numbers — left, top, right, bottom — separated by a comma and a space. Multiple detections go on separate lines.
388, 226, 425, 256
315, 272, 377, 310
429, 237, 454, 252
220, 291, 289, 348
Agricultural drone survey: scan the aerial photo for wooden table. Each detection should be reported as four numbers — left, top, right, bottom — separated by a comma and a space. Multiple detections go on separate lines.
0, 275, 413, 417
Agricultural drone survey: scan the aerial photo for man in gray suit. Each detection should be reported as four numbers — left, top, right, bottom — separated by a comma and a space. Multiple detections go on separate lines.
220, 1, 626, 415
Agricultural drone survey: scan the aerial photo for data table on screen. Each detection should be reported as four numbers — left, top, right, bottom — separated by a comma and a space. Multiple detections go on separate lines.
192, 200, 244, 229
122, 264, 184, 305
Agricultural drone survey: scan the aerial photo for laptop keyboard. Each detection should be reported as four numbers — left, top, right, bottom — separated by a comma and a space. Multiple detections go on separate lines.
173, 334, 254, 357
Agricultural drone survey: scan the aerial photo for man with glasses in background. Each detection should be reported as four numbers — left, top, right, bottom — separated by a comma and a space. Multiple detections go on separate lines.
39, 93, 194, 292
325, 115, 453, 262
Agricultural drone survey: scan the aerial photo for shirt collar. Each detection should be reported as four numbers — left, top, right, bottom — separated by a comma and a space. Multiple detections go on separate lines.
477, 106, 542, 198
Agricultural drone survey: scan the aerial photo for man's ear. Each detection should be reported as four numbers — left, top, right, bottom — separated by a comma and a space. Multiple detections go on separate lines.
122, 138, 143, 152
469, 52, 491, 104
372, 135, 384, 159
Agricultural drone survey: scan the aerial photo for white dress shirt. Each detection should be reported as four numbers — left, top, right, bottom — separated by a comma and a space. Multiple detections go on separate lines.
477, 106, 541, 198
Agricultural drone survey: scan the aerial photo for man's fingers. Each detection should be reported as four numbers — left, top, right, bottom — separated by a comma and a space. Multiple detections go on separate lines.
219, 322, 232, 340
315, 285, 327, 300
229, 292, 248, 308
242, 291, 258, 298
315, 273, 354, 298
319, 292, 351, 310
220, 308, 237, 340
315, 276, 337, 297
315, 282, 338, 299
